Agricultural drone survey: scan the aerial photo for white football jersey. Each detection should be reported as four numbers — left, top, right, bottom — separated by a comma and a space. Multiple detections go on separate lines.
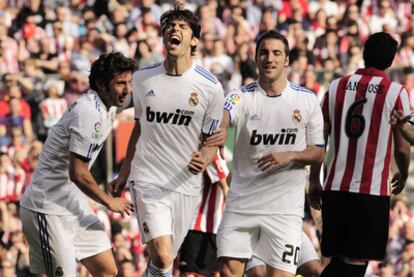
21, 90, 117, 215
224, 81, 324, 216
130, 62, 224, 195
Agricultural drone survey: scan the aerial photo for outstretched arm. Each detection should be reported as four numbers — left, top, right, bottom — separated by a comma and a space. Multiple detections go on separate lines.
108, 119, 141, 196
69, 153, 133, 216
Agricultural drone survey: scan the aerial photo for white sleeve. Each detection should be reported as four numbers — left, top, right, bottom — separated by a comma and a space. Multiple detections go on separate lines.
133, 75, 143, 120
223, 90, 244, 125
202, 84, 225, 136
306, 94, 325, 147
69, 109, 101, 161
398, 88, 414, 125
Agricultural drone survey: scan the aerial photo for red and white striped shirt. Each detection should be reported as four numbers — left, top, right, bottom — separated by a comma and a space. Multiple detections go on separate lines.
322, 68, 410, 196
0, 168, 26, 201
39, 98, 68, 128
191, 153, 229, 234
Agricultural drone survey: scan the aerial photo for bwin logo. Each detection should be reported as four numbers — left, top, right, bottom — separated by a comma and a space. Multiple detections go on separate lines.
146, 107, 193, 126
250, 129, 296, 145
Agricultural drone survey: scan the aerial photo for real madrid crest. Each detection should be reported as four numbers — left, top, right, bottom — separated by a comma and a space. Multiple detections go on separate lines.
188, 92, 199, 107
292, 109, 302, 123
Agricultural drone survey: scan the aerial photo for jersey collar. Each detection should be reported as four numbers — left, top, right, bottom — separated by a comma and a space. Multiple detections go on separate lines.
87, 89, 108, 113
355, 67, 387, 78
256, 80, 288, 98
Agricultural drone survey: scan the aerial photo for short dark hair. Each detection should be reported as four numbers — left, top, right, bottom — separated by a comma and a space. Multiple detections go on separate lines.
363, 32, 398, 70
89, 52, 137, 91
255, 30, 290, 59
160, 5, 201, 39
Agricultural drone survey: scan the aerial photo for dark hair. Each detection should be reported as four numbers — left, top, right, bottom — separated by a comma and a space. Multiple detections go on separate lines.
363, 32, 398, 70
160, 5, 201, 39
160, 4, 201, 55
89, 52, 137, 91
255, 30, 290, 59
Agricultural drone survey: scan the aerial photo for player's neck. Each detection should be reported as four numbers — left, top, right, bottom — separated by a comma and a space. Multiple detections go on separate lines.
259, 77, 287, 97
164, 55, 193, 75
96, 90, 110, 111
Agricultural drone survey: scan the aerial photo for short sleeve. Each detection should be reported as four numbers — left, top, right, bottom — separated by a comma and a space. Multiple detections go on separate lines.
202, 84, 225, 136
223, 90, 244, 125
133, 74, 143, 120
306, 94, 325, 147
395, 87, 413, 125
69, 109, 101, 161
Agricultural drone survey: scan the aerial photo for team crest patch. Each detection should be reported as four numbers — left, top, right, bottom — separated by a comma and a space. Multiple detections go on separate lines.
292, 109, 302, 123
92, 121, 102, 139
188, 92, 199, 106
143, 222, 149, 234
55, 266, 64, 276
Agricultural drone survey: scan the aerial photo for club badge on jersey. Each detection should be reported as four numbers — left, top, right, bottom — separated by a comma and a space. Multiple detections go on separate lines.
292, 109, 302, 123
92, 121, 102, 140
188, 92, 199, 106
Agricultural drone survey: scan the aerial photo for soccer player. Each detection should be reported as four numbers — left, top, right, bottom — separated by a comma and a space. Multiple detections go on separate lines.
109, 5, 224, 277
308, 32, 411, 277
20, 52, 136, 277
214, 30, 325, 277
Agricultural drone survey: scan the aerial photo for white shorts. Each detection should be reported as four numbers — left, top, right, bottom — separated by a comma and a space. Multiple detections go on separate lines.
20, 207, 111, 276
129, 181, 200, 257
245, 231, 319, 271
217, 212, 302, 274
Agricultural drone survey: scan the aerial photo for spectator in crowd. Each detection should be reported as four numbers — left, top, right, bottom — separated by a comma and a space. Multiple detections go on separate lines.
134, 39, 163, 69
38, 81, 67, 132
203, 38, 234, 92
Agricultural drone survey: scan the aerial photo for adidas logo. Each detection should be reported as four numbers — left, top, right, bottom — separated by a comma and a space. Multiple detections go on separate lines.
250, 113, 260, 120
146, 90, 155, 96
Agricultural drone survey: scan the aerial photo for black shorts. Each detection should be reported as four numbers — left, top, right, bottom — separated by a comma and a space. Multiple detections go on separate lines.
179, 230, 218, 277
321, 191, 390, 260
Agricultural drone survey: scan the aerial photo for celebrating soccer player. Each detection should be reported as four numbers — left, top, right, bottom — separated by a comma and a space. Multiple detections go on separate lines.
206, 30, 325, 277
20, 52, 136, 277
109, 5, 224, 277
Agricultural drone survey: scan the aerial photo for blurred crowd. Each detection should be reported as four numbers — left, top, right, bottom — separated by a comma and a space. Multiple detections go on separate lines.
1, 0, 414, 276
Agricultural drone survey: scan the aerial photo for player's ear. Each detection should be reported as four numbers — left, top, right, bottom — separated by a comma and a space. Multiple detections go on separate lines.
284, 55, 289, 67
191, 36, 199, 48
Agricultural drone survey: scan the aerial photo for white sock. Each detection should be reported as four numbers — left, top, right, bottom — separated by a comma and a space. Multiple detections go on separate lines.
145, 262, 173, 277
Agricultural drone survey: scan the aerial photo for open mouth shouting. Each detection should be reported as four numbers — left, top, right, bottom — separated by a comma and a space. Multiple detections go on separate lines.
168, 34, 182, 49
